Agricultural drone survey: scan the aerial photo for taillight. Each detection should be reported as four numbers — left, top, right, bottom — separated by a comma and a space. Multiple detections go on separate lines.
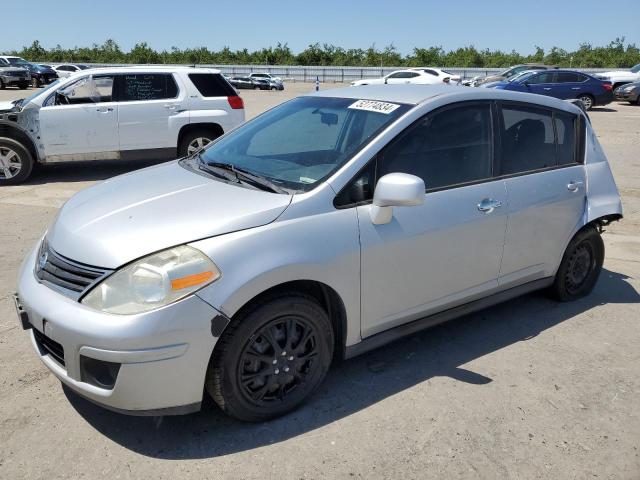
227, 95, 244, 109
602, 82, 612, 91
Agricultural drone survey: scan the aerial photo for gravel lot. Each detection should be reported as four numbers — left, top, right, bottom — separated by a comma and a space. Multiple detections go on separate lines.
1, 82, 639, 479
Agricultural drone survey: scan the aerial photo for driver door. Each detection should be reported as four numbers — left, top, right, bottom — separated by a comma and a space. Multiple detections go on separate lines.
39, 75, 119, 159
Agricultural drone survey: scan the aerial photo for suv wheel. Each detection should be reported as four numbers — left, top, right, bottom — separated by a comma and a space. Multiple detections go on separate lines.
206, 293, 334, 422
18, 82, 29, 90
550, 226, 604, 301
178, 129, 219, 157
0, 138, 34, 185
31, 77, 40, 88
0, 79, 5, 90
578, 94, 594, 111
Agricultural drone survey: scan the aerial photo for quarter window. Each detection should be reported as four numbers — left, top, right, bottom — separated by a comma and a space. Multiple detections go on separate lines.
499, 105, 556, 174
554, 112, 577, 165
378, 103, 493, 190
188, 73, 236, 97
118, 74, 178, 101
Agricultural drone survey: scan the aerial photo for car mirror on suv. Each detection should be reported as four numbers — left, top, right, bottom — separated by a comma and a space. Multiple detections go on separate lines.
370, 173, 425, 225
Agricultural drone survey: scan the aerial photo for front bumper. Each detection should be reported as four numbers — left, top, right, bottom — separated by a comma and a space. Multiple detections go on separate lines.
16, 244, 224, 415
615, 90, 639, 102
0, 74, 30, 86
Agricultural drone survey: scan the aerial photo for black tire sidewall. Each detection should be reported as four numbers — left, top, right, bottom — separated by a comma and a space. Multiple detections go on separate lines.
0, 138, 34, 185
208, 295, 334, 422
552, 227, 604, 301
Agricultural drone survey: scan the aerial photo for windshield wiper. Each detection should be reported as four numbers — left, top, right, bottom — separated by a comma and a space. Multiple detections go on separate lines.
206, 161, 287, 194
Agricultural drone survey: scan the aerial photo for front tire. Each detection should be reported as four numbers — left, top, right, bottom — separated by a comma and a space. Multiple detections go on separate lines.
0, 138, 34, 185
206, 293, 334, 422
18, 82, 29, 90
550, 226, 604, 301
31, 77, 40, 88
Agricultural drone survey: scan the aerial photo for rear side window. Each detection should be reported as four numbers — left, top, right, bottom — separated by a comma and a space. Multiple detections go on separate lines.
556, 72, 588, 83
378, 103, 493, 190
188, 73, 236, 97
118, 74, 178, 101
555, 112, 577, 165
499, 105, 556, 174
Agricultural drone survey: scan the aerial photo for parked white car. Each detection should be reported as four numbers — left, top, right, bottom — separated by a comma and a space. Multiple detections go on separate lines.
248, 72, 283, 84
409, 67, 461, 83
53, 64, 90, 78
0, 66, 245, 184
350, 69, 452, 86
595, 63, 640, 89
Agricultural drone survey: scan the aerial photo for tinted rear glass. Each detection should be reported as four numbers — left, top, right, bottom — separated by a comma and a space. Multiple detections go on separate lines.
188, 73, 236, 97
500, 105, 556, 174
555, 112, 577, 165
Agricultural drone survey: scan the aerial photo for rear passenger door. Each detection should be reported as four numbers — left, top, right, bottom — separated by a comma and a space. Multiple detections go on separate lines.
497, 103, 586, 287
555, 72, 589, 100
358, 102, 508, 337
115, 73, 188, 155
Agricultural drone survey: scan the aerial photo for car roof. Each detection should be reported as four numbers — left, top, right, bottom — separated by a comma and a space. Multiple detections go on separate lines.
66, 66, 221, 75
307, 84, 584, 114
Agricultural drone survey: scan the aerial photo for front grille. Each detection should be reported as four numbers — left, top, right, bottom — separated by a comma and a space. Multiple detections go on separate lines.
33, 328, 65, 366
35, 241, 112, 300
7, 70, 27, 77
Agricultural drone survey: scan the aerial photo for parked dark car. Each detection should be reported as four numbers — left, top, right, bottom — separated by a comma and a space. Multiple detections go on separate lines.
614, 81, 640, 105
0, 65, 30, 89
0, 56, 58, 87
229, 77, 270, 90
487, 70, 613, 110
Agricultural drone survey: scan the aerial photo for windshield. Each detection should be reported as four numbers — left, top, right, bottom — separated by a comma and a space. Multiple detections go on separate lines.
631, 64, 640, 73
16, 79, 62, 107
199, 96, 410, 192
7, 57, 30, 66
512, 71, 537, 83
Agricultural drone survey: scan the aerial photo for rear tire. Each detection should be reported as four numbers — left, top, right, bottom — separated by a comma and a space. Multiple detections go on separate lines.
18, 82, 29, 90
31, 77, 39, 88
0, 138, 34, 185
578, 94, 594, 110
0, 79, 5, 90
178, 128, 220, 157
206, 293, 334, 422
549, 226, 604, 302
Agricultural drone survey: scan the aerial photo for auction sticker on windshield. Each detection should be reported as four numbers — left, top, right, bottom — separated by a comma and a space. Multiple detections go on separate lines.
348, 99, 401, 114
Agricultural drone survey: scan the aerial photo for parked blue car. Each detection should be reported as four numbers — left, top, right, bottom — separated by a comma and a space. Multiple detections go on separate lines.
487, 70, 613, 110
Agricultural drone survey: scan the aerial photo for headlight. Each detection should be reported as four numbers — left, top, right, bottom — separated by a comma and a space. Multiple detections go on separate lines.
82, 245, 220, 315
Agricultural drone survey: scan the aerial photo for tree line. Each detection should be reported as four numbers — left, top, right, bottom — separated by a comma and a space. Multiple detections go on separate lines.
5, 38, 640, 68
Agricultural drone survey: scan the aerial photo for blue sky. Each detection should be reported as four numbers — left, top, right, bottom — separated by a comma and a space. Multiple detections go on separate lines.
4, 0, 637, 55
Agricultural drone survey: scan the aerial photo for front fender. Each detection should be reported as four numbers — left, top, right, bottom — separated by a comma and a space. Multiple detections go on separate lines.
191, 206, 362, 347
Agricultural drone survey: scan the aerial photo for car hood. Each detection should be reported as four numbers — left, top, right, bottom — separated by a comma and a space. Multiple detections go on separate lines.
0, 101, 17, 112
47, 161, 293, 268
476, 74, 503, 84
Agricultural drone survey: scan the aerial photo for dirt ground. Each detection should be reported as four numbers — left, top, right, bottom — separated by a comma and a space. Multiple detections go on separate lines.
0, 82, 639, 479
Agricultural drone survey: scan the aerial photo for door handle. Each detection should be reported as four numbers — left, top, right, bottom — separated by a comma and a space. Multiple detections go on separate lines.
96, 107, 113, 112
477, 198, 502, 213
543, 87, 552, 91
567, 181, 584, 192
571, 87, 581, 90
164, 104, 178, 110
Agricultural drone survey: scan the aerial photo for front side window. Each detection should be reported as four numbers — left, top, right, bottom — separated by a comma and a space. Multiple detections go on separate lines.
198, 96, 410, 192
378, 103, 493, 190
47, 75, 114, 105
118, 73, 178, 101
499, 105, 555, 174
387, 72, 406, 79
527, 72, 555, 84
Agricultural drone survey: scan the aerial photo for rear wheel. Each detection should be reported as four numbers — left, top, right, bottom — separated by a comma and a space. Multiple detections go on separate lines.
206, 293, 334, 422
0, 79, 5, 90
0, 138, 34, 185
578, 94, 594, 110
31, 77, 39, 88
18, 82, 29, 90
549, 226, 604, 301
178, 128, 220, 157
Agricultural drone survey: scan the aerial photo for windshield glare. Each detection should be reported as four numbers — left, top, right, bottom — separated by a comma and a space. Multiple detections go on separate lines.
199, 96, 410, 192
8, 57, 29, 66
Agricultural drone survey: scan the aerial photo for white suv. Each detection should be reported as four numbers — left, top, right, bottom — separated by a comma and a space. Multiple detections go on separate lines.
0, 66, 245, 184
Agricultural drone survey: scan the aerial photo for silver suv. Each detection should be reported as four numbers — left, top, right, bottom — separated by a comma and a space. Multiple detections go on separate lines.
15, 85, 622, 421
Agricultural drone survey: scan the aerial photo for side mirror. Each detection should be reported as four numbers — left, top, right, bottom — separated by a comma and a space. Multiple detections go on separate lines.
370, 173, 425, 225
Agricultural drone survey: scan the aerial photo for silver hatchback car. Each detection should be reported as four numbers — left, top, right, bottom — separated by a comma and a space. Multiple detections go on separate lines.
15, 85, 622, 421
